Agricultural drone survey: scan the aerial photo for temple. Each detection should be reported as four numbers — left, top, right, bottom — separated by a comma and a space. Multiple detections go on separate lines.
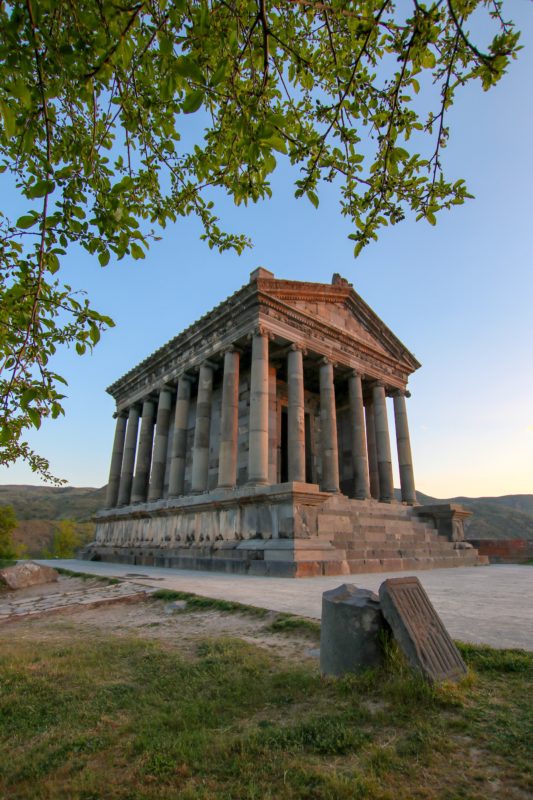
88, 269, 484, 575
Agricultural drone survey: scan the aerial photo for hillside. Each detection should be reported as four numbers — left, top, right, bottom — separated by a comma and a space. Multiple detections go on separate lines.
1, 485, 533, 553
415, 491, 533, 540
0, 485, 106, 521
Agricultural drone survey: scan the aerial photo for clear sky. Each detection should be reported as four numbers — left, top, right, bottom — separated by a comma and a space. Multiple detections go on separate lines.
1, 3, 532, 498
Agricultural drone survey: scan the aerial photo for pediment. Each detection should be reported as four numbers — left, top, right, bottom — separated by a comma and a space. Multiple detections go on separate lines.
259, 278, 420, 371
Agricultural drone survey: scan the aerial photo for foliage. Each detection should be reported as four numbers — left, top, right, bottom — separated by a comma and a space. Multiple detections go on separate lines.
43, 518, 93, 558
0, 503, 18, 560
0, 0, 520, 480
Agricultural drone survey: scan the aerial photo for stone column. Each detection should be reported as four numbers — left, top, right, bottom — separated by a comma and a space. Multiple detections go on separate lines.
287, 344, 306, 482
365, 402, 380, 500
191, 362, 214, 492
372, 383, 394, 503
147, 387, 173, 501
348, 372, 371, 500
117, 404, 141, 506
248, 329, 270, 484
319, 358, 340, 493
268, 364, 278, 484
218, 348, 240, 488
393, 390, 417, 504
131, 398, 157, 503
168, 375, 192, 497
105, 411, 127, 508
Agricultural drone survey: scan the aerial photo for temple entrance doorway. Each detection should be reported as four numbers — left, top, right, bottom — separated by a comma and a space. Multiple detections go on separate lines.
280, 408, 313, 483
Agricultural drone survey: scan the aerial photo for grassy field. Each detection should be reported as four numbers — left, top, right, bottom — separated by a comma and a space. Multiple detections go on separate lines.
0, 594, 531, 800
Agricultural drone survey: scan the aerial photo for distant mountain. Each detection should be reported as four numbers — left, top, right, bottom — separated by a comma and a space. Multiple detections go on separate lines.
0, 484, 106, 522
414, 491, 533, 541
0, 485, 105, 558
1, 484, 532, 546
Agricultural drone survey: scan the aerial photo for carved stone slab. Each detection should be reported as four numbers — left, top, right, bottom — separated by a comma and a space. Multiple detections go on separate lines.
379, 577, 467, 683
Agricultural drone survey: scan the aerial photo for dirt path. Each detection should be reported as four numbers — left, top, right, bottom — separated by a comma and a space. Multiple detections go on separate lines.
0, 578, 320, 663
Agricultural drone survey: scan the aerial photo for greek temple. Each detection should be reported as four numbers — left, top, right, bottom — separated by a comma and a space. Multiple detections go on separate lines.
88, 269, 483, 575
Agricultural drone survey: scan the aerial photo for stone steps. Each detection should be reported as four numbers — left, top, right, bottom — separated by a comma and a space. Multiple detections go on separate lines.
311, 495, 484, 574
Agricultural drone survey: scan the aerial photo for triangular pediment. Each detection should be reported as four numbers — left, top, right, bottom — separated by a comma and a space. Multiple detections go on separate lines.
258, 277, 420, 372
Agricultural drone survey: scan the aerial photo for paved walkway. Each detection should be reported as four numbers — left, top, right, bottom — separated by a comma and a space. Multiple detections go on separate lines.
35, 560, 533, 651
0, 580, 149, 623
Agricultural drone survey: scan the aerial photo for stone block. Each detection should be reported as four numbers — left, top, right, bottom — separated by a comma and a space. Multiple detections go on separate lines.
0, 561, 59, 591
320, 584, 386, 677
379, 576, 467, 683
317, 514, 353, 534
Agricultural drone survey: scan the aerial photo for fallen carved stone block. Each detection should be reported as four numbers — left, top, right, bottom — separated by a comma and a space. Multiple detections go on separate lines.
0, 561, 59, 591
379, 576, 467, 683
320, 583, 386, 677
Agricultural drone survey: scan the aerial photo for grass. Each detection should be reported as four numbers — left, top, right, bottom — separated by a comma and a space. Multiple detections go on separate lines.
151, 588, 270, 617
0, 606, 531, 800
0, 558, 17, 569
151, 589, 321, 639
55, 567, 120, 585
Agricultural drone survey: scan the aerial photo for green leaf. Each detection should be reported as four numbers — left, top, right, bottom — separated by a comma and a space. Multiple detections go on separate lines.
28, 408, 41, 429
130, 242, 145, 259
0, 100, 16, 137
421, 50, 436, 69
265, 135, 287, 155
47, 254, 60, 274
210, 59, 228, 87
26, 179, 56, 199
89, 325, 101, 344
175, 57, 204, 83
16, 214, 39, 229
182, 90, 204, 114
98, 251, 110, 266
307, 190, 319, 209
20, 388, 38, 409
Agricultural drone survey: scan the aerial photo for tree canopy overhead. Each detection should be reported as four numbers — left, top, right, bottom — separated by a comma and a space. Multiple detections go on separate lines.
0, 0, 520, 480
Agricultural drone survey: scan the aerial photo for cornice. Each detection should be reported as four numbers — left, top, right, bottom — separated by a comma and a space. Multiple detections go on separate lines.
257, 292, 417, 376
107, 275, 420, 406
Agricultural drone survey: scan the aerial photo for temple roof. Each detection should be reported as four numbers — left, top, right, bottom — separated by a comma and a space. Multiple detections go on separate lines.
107, 269, 420, 407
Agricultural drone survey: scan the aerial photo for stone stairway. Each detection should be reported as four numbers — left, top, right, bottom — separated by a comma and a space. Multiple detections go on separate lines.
312, 496, 486, 575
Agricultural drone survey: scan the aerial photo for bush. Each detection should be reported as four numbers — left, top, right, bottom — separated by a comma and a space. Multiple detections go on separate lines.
0, 504, 18, 560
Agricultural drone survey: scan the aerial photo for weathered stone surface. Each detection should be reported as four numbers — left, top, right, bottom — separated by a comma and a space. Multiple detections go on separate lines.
0, 561, 59, 591
413, 504, 472, 542
379, 576, 467, 683
320, 583, 386, 677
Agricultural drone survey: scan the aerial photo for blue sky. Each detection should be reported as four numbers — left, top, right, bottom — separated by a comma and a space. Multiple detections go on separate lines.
1, 3, 532, 497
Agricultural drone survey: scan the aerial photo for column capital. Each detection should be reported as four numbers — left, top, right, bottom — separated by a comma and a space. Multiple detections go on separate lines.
248, 324, 273, 340
113, 409, 128, 419
290, 342, 307, 354
194, 359, 217, 373
349, 369, 366, 380
320, 356, 337, 368
223, 344, 242, 356
392, 388, 411, 398
177, 371, 195, 383
156, 383, 176, 396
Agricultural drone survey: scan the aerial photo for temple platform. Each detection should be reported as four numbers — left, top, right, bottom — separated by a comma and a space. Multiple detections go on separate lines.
87, 485, 487, 577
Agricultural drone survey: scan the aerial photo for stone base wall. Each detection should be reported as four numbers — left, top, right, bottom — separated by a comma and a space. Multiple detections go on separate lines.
467, 538, 533, 564
87, 485, 487, 577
